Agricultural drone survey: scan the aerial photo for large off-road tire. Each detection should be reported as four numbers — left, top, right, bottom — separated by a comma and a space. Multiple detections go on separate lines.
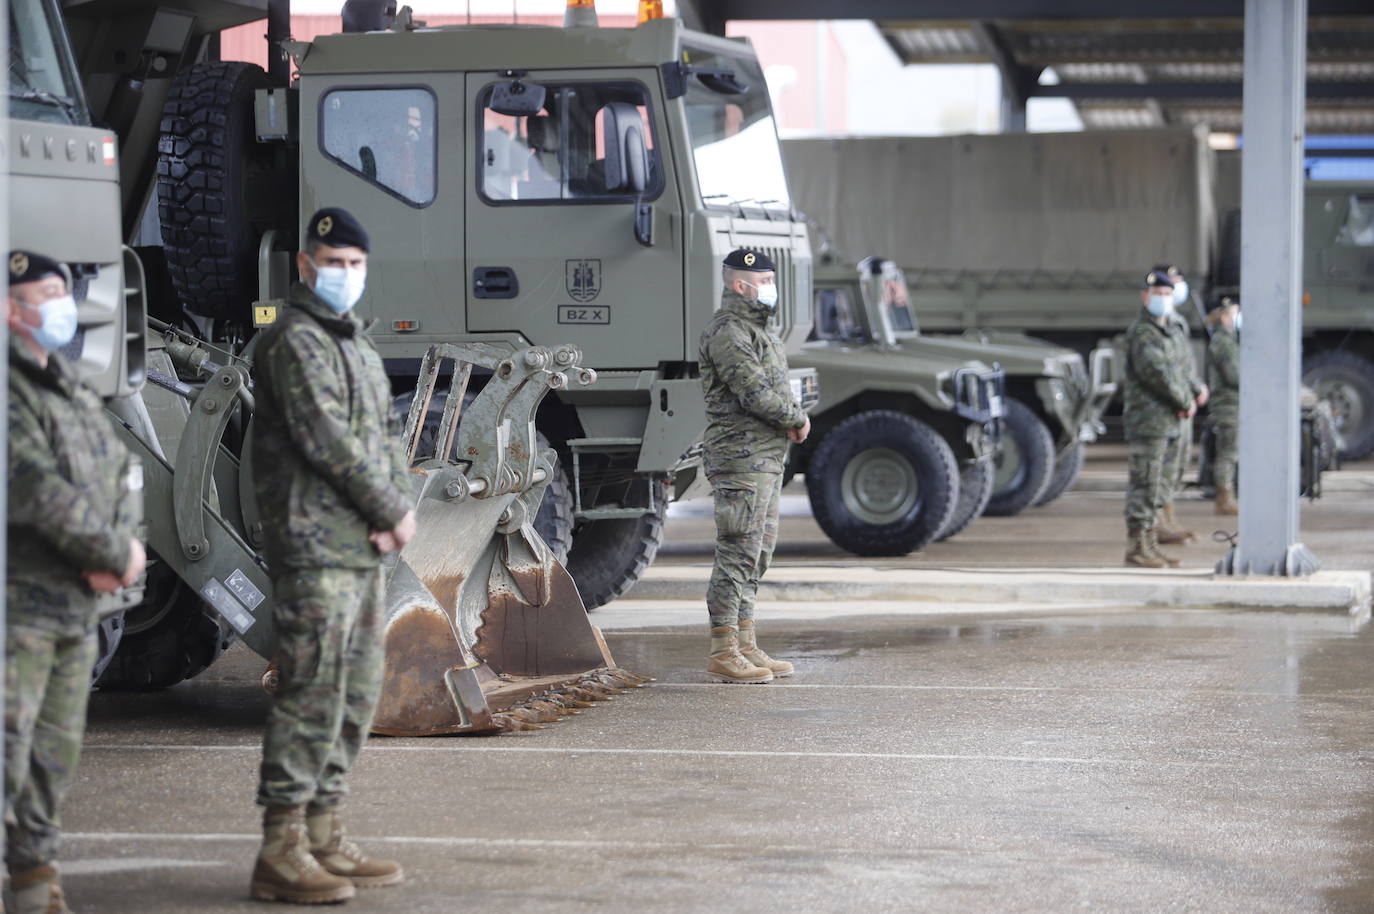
158, 61, 279, 320
985, 398, 1055, 517
936, 458, 994, 543
564, 478, 669, 611
1302, 349, 1374, 460
96, 557, 235, 691
1033, 441, 1086, 507
806, 410, 959, 557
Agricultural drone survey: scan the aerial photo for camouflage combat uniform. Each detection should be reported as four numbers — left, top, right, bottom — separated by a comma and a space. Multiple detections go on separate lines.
699, 289, 806, 629
6, 339, 140, 874
1122, 308, 1196, 532
1207, 325, 1241, 492
1161, 311, 1204, 503
253, 282, 411, 810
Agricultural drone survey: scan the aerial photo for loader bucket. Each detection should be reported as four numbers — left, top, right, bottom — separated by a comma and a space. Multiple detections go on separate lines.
370, 343, 648, 737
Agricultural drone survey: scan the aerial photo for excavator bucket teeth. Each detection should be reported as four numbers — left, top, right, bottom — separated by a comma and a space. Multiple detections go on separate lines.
370, 342, 645, 737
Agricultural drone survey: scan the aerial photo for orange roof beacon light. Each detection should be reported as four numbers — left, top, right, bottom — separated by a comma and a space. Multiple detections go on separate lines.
637, 0, 665, 22
565, 0, 599, 28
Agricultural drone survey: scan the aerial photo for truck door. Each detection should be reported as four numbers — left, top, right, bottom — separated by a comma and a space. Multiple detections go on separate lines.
464, 70, 685, 370
302, 72, 465, 355
1312, 189, 1374, 311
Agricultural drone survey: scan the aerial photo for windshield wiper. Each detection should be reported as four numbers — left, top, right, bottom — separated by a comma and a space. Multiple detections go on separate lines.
10, 86, 77, 111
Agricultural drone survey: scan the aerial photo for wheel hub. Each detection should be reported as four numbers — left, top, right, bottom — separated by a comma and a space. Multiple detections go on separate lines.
993, 437, 1025, 493
840, 447, 919, 525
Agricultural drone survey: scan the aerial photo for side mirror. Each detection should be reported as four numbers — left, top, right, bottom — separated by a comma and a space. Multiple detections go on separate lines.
489, 80, 546, 117
602, 102, 648, 195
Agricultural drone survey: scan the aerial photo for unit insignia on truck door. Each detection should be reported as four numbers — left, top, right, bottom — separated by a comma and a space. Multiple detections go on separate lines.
566, 258, 601, 302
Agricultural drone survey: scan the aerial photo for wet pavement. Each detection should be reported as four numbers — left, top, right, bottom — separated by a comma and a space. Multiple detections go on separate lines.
53, 446, 1374, 912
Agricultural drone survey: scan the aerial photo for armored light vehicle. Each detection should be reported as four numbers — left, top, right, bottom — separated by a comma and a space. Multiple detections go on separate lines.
827, 258, 1116, 515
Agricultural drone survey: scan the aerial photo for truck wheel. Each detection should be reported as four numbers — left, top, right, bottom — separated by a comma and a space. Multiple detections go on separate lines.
936, 459, 994, 543
96, 557, 235, 691
564, 479, 669, 610
985, 398, 1055, 517
92, 613, 126, 686
1302, 350, 1374, 460
531, 455, 574, 565
806, 410, 959, 557
158, 61, 278, 320
1033, 442, 1086, 507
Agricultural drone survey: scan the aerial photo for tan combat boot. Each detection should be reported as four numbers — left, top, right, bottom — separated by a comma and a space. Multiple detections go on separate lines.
1215, 485, 1238, 516
250, 805, 356, 905
9, 865, 69, 914
307, 807, 403, 889
706, 626, 773, 684
1146, 528, 1182, 568
1155, 503, 1197, 545
737, 620, 794, 678
1124, 529, 1167, 568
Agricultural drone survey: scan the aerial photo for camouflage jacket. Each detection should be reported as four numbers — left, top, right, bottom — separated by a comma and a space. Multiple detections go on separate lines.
1166, 311, 1204, 397
1123, 308, 1195, 439
699, 289, 805, 476
252, 283, 411, 570
1206, 327, 1240, 420
7, 339, 140, 632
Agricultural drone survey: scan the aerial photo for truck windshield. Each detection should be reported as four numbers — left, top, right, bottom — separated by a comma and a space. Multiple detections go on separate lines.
8, 0, 85, 125
681, 44, 790, 214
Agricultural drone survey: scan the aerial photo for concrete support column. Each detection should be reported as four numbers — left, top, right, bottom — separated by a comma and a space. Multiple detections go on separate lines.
1219, 0, 1318, 576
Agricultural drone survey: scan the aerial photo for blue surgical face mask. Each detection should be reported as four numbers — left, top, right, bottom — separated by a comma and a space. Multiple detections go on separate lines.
1172, 281, 1189, 306
312, 262, 367, 314
1233, 312, 1243, 332
21, 294, 79, 352
743, 280, 779, 311
1146, 294, 1173, 318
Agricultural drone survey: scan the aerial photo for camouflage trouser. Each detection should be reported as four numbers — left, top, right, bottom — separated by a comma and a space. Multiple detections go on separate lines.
258, 566, 384, 810
706, 472, 783, 629
1125, 435, 1173, 532
1213, 416, 1239, 492
1160, 416, 1192, 505
5, 622, 97, 873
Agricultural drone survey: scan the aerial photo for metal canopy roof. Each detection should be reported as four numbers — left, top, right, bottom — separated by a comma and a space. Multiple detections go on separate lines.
877, 17, 1374, 133
676, 1, 1374, 134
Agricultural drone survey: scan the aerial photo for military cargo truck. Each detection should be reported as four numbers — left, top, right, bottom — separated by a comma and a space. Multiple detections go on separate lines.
812, 257, 1115, 521
783, 131, 1374, 459
131, 6, 817, 608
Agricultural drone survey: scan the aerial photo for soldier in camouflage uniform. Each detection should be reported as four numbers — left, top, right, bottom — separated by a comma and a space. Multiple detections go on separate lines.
1206, 297, 1241, 516
699, 249, 810, 684
1122, 270, 1201, 568
6, 251, 146, 914
1154, 265, 1208, 545
250, 209, 415, 905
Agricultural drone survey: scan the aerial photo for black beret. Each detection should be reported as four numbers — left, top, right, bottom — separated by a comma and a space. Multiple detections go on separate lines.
1142, 270, 1174, 289
8, 250, 65, 286
723, 248, 775, 272
307, 207, 370, 252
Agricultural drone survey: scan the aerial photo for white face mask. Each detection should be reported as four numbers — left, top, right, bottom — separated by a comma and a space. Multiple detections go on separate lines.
1172, 281, 1189, 306
1146, 294, 1173, 318
1233, 312, 1243, 332
312, 262, 367, 314
741, 280, 779, 310
21, 294, 78, 352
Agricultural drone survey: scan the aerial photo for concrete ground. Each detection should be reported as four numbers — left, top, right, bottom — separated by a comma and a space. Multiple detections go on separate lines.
58, 446, 1374, 913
